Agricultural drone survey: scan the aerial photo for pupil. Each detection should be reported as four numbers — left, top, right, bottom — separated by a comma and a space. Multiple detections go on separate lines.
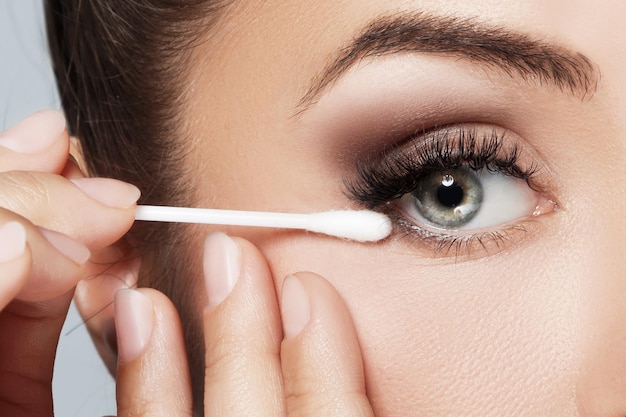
437, 180, 464, 208
412, 168, 482, 229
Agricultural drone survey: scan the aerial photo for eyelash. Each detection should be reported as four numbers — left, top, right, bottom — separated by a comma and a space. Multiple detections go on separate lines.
345, 125, 543, 257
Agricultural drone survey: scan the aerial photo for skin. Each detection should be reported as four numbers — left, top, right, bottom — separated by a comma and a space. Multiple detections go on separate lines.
1, 0, 626, 416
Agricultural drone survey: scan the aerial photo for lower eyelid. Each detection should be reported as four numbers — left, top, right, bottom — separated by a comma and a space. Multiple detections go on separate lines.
388, 209, 547, 261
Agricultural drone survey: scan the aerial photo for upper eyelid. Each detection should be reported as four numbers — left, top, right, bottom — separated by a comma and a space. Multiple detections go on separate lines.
344, 124, 537, 208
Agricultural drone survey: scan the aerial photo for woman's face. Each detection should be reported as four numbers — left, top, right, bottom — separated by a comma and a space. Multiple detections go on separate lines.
174, 1, 626, 415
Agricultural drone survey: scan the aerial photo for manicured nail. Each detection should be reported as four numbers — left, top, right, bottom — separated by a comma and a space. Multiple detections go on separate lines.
0, 222, 27, 263
114, 289, 154, 363
70, 178, 141, 209
203, 232, 241, 308
281, 275, 310, 339
39, 228, 91, 264
0, 110, 66, 153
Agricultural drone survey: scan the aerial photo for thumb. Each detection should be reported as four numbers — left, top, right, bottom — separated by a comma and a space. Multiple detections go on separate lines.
114, 288, 193, 417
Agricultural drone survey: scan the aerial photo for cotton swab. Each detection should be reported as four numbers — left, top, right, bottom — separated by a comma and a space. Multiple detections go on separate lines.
134, 205, 392, 242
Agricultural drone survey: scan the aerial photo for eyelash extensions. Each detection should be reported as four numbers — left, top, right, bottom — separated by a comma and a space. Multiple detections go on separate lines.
345, 125, 556, 257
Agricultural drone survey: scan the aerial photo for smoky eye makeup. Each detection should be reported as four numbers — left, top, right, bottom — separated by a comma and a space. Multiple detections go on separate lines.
296, 54, 567, 258
298, 54, 558, 174
343, 124, 558, 258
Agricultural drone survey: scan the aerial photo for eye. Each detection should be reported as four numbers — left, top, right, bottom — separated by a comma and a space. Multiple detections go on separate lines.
345, 124, 557, 256
397, 166, 539, 232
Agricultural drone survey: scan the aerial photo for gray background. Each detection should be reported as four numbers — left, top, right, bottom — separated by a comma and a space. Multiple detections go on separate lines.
1, 1, 117, 415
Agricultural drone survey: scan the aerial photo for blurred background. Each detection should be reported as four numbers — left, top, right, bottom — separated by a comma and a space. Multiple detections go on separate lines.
0, 1, 117, 415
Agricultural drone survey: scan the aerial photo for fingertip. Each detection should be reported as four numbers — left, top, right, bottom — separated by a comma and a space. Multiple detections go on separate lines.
39, 227, 91, 265
202, 233, 279, 310
280, 272, 374, 417
70, 178, 141, 209
202, 235, 285, 417
0, 221, 27, 263
281, 275, 311, 339
0, 222, 31, 309
115, 288, 193, 416
0, 109, 67, 154
203, 232, 241, 308
286, 271, 350, 326
35, 109, 67, 130
114, 288, 154, 364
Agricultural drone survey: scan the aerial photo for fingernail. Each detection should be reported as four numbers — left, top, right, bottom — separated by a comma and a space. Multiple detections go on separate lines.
70, 178, 141, 209
114, 289, 154, 363
0, 222, 27, 263
203, 232, 241, 308
0, 110, 66, 153
281, 275, 310, 339
39, 228, 91, 264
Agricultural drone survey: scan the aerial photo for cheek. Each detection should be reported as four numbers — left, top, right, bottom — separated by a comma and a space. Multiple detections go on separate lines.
256, 233, 599, 417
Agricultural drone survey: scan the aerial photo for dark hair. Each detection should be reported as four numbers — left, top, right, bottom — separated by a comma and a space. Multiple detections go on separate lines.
44, 0, 227, 202
44, 1, 228, 409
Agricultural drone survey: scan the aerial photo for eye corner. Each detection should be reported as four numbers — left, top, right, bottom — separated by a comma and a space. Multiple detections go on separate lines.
532, 195, 560, 217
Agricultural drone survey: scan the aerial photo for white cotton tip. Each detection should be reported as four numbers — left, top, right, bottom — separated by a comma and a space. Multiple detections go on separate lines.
304, 210, 392, 242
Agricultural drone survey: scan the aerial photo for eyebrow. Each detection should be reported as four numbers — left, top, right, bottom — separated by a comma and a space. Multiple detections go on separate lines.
297, 12, 598, 111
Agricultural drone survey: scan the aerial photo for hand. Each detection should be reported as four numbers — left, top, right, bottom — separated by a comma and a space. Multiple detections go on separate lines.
0, 110, 139, 416
114, 232, 375, 416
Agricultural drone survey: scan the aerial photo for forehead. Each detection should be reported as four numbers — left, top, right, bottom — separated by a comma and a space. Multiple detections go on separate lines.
187, 0, 622, 108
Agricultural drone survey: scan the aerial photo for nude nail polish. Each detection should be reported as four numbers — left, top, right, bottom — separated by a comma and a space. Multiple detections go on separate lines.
203, 232, 241, 308
0, 222, 26, 263
0, 110, 66, 153
281, 275, 311, 339
70, 178, 141, 209
39, 228, 91, 264
114, 289, 154, 363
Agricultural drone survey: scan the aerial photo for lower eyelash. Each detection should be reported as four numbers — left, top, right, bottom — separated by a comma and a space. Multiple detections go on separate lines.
391, 211, 535, 259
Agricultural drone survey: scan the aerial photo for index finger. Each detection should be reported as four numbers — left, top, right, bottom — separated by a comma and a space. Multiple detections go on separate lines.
0, 110, 71, 174
280, 273, 375, 417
